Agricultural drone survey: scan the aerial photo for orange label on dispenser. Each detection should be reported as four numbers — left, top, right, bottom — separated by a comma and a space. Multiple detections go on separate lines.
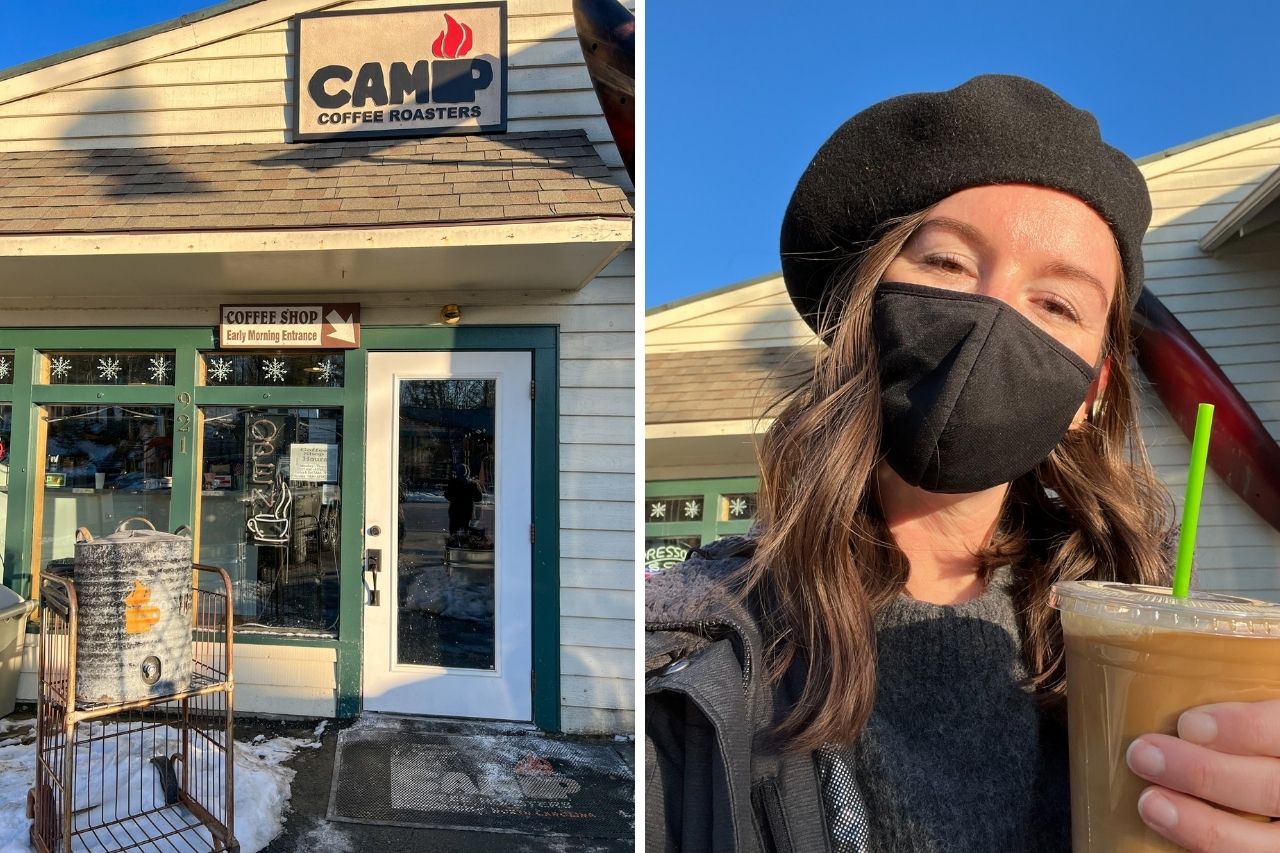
124, 581, 162, 634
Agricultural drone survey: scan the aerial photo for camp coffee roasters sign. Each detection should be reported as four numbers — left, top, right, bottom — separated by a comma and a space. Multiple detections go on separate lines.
295, 3, 507, 140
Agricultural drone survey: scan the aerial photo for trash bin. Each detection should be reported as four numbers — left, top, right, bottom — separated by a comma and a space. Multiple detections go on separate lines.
0, 585, 34, 718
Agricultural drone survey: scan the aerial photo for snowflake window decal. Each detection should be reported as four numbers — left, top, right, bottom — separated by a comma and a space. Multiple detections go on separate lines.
148, 355, 170, 384
682, 500, 701, 520
208, 357, 233, 383
0, 358, 10, 381
649, 502, 667, 519
315, 359, 339, 384
261, 358, 288, 383
50, 356, 72, 381
97, 357, 122, 382
728, 497, 750, 518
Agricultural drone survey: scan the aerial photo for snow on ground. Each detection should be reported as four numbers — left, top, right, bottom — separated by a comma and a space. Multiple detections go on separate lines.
0, 717, 311, 853
295, 816, 355, 853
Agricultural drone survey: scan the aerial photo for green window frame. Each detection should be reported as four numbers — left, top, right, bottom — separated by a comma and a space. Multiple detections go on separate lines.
0, 326, 561, 729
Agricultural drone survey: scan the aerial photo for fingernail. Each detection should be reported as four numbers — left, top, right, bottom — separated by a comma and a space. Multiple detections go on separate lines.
1138, 788, 1179, 830
1126, 739, 1166, 776
1178, 710, 1218, 744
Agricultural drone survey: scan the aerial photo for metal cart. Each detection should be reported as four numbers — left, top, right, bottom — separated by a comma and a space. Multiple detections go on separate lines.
29, 564, 238, 852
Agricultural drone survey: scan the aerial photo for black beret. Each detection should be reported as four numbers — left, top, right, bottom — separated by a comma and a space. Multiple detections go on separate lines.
780, 73, 1151, 335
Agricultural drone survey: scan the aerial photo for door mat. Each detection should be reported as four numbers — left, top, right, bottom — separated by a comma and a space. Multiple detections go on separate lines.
326, 727, 634, 837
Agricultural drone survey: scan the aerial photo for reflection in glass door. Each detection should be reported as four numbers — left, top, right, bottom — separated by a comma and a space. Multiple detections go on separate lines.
396, 379, 497, 670
363, 352, 531, 720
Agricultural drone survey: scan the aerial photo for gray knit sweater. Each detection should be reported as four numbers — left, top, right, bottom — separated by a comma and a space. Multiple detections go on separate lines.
817, 565, 1072, 853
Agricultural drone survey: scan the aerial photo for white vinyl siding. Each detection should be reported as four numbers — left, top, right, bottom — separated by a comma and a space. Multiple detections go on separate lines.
647, 276, 816, 353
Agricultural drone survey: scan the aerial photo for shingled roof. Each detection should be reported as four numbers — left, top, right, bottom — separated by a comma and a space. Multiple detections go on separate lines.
0, 129, 630, 233
646, 345, 818, 425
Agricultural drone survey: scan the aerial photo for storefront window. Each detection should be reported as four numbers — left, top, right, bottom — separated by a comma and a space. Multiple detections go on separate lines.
719, 493, 757, 522
199, 407, 342, 634
200, 352, 345, 387
644, 535, 700, 578
41, 352, 175, 385
0, 351, 12, 384
646, 479, 759, 576
38, 406, 174, 568
647, 495, 703, 522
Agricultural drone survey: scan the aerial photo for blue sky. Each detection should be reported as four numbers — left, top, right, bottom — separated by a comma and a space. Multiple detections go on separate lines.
0, 3, 208, 73
4, 3, 1280, 309
647, 1, 1280, 307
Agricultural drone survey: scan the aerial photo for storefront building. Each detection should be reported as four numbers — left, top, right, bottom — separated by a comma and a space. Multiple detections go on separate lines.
0, 0, 635, 734
647, 118, 1280, 601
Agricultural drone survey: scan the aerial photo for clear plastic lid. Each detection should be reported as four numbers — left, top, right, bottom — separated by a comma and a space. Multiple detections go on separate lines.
1050, 580, 1280, 638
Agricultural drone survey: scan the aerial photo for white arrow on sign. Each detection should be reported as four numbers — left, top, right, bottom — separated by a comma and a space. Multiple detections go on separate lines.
325, 309, 357, 343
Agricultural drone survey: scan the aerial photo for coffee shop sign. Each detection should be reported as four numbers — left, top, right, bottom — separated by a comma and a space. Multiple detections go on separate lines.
295, 4, 507, 141
219, 304, 360, 349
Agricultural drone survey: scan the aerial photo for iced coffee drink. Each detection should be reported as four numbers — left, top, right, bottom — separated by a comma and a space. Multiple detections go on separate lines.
1051, 581, 1280, 852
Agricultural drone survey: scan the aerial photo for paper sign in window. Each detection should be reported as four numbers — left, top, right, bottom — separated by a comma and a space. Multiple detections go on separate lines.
290, 443, 340, 483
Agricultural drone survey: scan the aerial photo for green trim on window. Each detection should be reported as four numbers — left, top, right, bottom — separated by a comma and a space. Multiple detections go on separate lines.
334, 346, 366, 719
196, 386, 346, 407
169, 346, 199, 545
27, 386, 176, 405
529, 328, 561, 732
1, 325, 562, 731
4, 347, 38, 595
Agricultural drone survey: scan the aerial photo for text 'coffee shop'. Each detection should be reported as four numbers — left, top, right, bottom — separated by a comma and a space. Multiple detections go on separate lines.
0, 0, 635, 735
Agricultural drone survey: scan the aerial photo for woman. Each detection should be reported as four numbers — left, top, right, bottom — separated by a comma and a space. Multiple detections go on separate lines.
645, 75, 1280, 853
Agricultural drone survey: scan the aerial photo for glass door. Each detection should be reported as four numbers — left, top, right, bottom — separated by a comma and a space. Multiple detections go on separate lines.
363, 352, 532, 719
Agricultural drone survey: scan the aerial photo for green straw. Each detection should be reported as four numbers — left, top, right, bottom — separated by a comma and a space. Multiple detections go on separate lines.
1173, 403, 1215, 598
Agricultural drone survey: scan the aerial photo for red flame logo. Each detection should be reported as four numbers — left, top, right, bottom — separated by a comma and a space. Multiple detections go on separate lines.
432, 13, 474, 59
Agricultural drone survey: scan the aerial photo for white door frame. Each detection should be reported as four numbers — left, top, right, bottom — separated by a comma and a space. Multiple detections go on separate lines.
362, 350, 532, 720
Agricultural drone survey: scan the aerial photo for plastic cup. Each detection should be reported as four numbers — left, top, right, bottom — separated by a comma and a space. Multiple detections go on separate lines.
1051, 581, 1280, 851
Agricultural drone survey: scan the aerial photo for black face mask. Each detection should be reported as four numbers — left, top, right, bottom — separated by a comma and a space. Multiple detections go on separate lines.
872, 281, 1099, 494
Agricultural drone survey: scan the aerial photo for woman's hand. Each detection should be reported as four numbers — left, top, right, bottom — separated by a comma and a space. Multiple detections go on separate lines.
1125, 699, 1280, 852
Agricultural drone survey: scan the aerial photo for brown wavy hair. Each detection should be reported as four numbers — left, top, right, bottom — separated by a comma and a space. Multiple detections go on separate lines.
742, 205, 1174, 753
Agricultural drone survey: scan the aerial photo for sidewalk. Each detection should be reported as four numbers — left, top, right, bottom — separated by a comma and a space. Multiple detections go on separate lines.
241, 715, 635, 853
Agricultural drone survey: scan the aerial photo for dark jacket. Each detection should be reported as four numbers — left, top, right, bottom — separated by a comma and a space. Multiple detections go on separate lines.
645, 535, 841, 853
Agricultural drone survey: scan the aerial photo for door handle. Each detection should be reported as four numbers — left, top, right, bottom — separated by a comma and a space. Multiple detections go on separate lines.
364, 548, 382, 606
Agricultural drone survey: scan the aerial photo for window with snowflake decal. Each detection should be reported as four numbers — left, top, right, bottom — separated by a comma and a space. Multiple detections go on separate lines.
200, 352, 345, 386
41, 351, 176, 385
647, 479, 759, 555
0, 351, 13, 384
719, 493, 758, 522
647, 496, 703, 522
